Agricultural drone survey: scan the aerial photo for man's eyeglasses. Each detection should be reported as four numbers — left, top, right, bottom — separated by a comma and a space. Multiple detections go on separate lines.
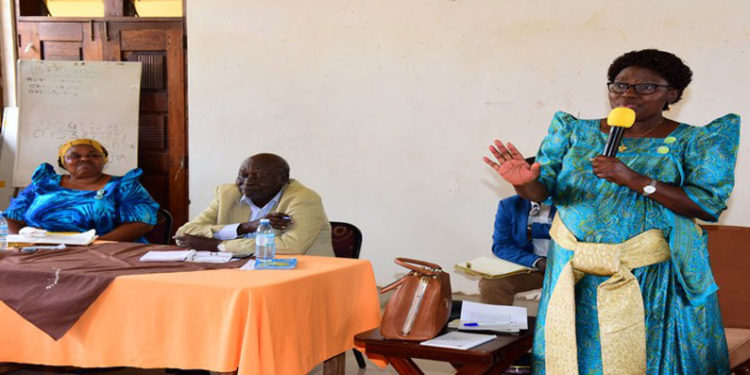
607, 82, 671, 95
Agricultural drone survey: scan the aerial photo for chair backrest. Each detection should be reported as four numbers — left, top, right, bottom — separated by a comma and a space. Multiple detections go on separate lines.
703, 224, 750, 329
145, 207, 174, 245
330, 221, 363, 259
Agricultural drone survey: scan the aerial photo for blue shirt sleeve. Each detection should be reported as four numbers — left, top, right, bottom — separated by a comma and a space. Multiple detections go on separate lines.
491, 197, 540, 268
3, 163, 56, 222
536, 111, 577, 205
116, 168, 159, 225
681, 114, 740, 221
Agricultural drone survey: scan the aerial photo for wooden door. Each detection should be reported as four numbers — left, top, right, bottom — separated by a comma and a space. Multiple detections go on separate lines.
106, 21, 188, 230
15, 18, 188, 231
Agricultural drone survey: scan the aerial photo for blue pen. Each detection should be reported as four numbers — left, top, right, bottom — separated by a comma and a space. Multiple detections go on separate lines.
462, 322, 510, 327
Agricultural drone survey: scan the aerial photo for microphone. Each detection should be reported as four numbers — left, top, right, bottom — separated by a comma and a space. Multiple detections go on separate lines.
602, 107, 636, 156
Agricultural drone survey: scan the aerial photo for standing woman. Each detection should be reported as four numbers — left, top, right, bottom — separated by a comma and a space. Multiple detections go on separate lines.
3, 138, 158, 242
484, 49, 739, 374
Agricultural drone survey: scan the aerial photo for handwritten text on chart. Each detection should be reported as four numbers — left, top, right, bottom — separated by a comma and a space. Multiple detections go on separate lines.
24, 64, 97, 97
31, 120, 134, 162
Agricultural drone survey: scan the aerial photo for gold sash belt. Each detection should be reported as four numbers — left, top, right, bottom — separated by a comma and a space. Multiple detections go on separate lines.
545, 215, 670, 375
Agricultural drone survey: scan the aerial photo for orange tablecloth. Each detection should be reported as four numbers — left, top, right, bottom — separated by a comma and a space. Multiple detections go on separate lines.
0, 255, 381, 375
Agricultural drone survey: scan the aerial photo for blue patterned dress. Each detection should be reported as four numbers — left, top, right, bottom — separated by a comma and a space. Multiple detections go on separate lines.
531, 112, 739, 374
3, 163, 158, 243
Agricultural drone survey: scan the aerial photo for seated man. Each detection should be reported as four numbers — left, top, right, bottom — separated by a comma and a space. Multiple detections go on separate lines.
479, 191, 556, 305
174, 153, 334, 256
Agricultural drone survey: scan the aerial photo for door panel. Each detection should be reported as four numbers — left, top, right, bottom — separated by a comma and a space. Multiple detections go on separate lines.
17, 22, 103, 61
41, 41, 82, 60
38, 22, 81, 40
110, 22, 188, 229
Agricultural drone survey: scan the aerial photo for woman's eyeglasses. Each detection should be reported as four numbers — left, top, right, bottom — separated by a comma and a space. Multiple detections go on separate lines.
607, 82, 671, 95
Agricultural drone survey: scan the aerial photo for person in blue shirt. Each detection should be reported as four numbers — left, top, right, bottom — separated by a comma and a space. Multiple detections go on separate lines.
479, 159, 556, 305
3, 138, 158, 243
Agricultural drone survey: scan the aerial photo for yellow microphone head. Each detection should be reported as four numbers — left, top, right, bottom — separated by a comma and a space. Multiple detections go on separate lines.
607, 107, 636, 128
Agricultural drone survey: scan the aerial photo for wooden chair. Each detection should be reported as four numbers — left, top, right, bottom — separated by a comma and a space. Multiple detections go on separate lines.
330, 221, 367, 369
145, 207, 174, 245
703, 224, 750, 374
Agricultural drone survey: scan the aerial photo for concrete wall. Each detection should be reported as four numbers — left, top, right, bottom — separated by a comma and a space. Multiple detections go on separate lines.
186, 0, 750, 292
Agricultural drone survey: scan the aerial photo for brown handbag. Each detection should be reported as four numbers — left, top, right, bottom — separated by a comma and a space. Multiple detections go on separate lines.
379, 257, 452, 341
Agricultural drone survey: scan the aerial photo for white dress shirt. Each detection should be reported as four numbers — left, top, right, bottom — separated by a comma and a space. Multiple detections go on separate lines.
213, 189, 283, 240
528, 201, 553, 257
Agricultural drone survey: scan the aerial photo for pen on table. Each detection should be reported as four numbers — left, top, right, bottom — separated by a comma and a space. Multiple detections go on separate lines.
462, 322, 511, 327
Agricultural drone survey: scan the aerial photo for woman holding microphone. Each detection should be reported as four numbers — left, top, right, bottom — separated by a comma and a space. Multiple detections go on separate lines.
485, 49, 739, 374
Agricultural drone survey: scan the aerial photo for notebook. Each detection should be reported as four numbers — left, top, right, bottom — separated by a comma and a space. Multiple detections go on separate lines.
8, 229, 97, 246
139, 250, 236, 263
455, 256, 533, 279
420, 331, 496, 350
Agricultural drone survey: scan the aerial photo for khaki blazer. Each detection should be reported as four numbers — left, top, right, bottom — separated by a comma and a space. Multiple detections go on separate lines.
176, 179, 333, 257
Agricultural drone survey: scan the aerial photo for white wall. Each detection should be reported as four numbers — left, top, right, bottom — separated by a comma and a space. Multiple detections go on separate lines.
187, 0, 750, 293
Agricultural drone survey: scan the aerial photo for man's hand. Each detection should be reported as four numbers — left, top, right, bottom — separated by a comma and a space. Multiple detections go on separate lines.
173, 234, 221, 251
535, 258, 547, 273
265, 212, 293, 229
237, 212, 293, 235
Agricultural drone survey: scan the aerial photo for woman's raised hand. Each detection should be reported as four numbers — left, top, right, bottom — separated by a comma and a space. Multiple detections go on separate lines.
483, 140, 540, 186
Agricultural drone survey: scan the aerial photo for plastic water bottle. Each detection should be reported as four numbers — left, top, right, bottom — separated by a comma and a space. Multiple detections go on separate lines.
255, 218, 276, 263
0, 212, 8, 251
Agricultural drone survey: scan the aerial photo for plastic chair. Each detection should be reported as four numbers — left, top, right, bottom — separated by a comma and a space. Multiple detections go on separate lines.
145, 207, 174, 245
330, 221, 367, 369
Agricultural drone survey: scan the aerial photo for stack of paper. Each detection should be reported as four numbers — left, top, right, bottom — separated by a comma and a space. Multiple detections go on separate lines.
455, 256, 533, 279
8, 229, 97, 245
458, 301, 528, 333
190, 251, 235, 263
139, 250, 236, 263
420, 331, 496, 350
140, 250, 196, 262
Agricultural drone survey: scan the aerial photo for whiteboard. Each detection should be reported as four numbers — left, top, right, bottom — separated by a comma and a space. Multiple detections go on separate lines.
14, 60, 142, 187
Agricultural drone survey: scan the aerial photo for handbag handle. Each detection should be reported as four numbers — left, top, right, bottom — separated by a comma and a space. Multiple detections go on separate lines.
395, 257, 443, 276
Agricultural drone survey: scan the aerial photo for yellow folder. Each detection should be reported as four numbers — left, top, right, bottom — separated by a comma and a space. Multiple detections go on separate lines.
455, 256, 534, 279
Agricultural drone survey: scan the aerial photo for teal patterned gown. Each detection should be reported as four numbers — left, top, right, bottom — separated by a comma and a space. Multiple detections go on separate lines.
3, 163, 158, 243
531, 112, 740, 374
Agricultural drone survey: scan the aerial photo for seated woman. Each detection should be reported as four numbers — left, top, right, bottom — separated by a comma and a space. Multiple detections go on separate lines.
2, 138, 159, 242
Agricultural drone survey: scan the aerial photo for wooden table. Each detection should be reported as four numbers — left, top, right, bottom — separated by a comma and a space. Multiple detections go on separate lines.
355, 319, 535, 375
0, 248, 381, 375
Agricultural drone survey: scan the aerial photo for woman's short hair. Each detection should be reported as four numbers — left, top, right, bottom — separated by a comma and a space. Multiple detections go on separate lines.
57, 138, 109, 168
607, 49, 693, 109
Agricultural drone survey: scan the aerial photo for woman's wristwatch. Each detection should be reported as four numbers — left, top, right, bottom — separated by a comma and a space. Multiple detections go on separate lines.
642, 179, 657, 196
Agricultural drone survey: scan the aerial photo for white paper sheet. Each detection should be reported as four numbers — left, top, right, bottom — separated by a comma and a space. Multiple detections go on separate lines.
8, 229, 97, 245
189, 251, 235, 263
139, 250, 196, 262
420, 331, 496, 350
459, 301, 528, 332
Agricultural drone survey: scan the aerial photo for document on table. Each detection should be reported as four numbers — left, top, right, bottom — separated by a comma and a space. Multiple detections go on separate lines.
458, 301, 527, 333
455, 256, 533, 279
420, 331, 496, 350
8, 229, 97, 245
139, 250, 236, 263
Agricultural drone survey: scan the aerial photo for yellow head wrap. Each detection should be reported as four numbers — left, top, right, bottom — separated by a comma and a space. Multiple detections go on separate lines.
57, 138, 109, 168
